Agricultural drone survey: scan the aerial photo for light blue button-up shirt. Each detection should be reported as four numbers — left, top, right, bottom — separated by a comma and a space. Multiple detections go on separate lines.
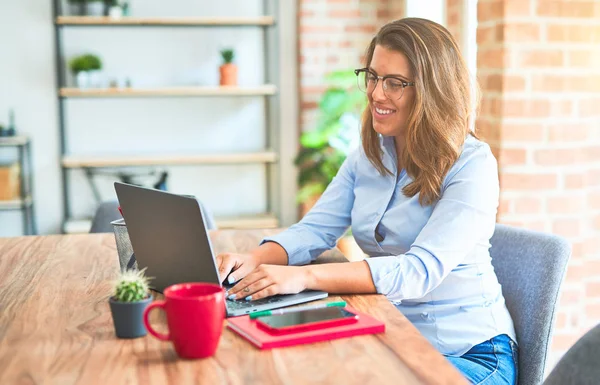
263, 134, 516, 356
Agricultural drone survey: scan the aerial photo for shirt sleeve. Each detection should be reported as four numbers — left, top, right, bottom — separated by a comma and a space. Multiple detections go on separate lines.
260, 149, 358, 266
365, 145, 499, 301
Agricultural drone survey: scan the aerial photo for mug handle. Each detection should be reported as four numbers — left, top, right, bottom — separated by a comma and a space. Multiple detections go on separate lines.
143, 301, 170, 341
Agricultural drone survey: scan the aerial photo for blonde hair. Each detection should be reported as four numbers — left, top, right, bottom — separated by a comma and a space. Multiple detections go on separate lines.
361, 18, 477, 206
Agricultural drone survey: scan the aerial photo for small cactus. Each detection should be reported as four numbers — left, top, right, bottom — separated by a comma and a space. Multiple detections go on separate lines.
220, 48, 235, 64
113, 268, 151, 302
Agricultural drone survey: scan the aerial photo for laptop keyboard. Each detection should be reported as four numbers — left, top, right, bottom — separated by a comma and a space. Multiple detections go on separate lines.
226, 295, 285, 311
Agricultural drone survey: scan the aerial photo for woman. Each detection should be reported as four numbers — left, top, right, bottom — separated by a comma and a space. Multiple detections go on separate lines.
218, 18, 517, 384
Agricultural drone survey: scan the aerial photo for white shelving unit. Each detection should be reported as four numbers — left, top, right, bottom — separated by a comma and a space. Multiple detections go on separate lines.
52, 1, 299, 233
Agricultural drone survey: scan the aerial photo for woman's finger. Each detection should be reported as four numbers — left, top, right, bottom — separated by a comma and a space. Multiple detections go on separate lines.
228, 268, 269, 297
231, 278, 273, 301
246, 284, 280, 301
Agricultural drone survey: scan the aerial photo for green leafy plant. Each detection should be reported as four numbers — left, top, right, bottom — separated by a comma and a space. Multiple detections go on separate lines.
67, 0, 104, 3
294, 70, 366, 204
69, 54, 102, 74
220, 49, 235, 64
113, 268, 151, 302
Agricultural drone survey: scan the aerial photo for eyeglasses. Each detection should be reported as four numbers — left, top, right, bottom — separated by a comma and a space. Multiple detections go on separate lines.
354, 68, 415, 100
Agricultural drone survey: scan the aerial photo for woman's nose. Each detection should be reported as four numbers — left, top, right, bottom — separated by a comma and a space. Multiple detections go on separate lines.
371, 80, 387, 102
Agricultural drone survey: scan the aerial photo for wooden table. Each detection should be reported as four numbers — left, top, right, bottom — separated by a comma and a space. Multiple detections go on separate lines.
0, 231, 468, 385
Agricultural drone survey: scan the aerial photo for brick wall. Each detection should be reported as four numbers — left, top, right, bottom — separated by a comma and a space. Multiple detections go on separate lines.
477, 0, 600, 367
298, 0, 404, 132
446, 0, 464, 44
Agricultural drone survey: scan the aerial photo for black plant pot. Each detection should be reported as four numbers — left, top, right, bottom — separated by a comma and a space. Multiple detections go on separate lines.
109, 295, 153, 339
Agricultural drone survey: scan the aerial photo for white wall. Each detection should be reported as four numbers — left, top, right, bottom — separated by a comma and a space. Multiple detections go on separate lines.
0, 0, 275, 236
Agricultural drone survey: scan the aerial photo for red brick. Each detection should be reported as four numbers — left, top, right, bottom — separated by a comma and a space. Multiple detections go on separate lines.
547, 24, 600, 43
583, 237, 600, 256
588, 169, 600, 186
589, 192, 600, 210
505, 0, 532, 16
328, 9, 361, 18
565, 173, 586, 189
552, 333, 580, 351
499, 148, 527, 166
301, 101, 318, 110
547, 195, 585, 214
338, 40, 353, 48
300, 25, 340, 34
584, 261, 600, 277
548, 124, 590, 142
586, 303, 600, 320
477, 26, 498, 44
532, 75, 600, 93
552, 219, 581, 237
519, 50, 564, 67
478, 48, 510, 69
534, 148, 584, 166
580, 98, 600, 118
478, 1, 503, 22
501, 173, 557, 190
560, 287, 583, 304
344, 25, 377, 34
499, 198, 512, 215
502, 99, 550, 118
571, 241, 584, 258
555, 311, 567, 329
537, 0, 600, 18
569, 50, 600, 67
585, 146, 600, 162
514, 197, 542, 214
501, 123, 545, 142
499, 23, 541, 42
593, 214, 600, 231
565, 263, 586, 281
549, 100, 573, 118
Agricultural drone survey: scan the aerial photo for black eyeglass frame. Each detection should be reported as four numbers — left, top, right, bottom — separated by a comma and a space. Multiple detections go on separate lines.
354, 68, 415, 99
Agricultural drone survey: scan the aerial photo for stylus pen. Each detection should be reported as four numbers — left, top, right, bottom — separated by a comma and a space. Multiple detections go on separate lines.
249, 301, 347, 319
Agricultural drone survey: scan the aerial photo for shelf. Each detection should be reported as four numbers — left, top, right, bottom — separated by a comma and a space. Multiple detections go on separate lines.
0, 196, 33, 210
59, 86, 277, 98
63, 213, 278, 234
0, 136, 29, 147
56, 16, 275, 26
62, 151, 278, 168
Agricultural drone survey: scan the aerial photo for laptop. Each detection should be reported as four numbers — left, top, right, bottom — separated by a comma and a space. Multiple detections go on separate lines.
114, 182, 328, 317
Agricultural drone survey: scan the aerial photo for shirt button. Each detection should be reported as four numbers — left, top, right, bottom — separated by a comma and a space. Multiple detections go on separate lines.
484, 301, 492, 307
420, 312, 429, 320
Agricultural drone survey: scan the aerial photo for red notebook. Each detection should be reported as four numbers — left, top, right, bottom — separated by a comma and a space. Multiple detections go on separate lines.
227, 306, 385, 349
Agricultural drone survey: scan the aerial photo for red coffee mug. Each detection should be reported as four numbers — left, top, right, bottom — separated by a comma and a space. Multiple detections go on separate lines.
143, 283, 226, 359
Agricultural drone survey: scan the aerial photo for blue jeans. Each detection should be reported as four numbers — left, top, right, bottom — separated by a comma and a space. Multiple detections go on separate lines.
445, 334, 518, 385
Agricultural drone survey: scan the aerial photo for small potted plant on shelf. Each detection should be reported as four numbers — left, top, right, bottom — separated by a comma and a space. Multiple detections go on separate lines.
219, 48, 237, 86
85, 0, 105, 16
67, 0, 85, 16
108, 0, 122, 18
69, 53, 103, 89
108, 268, 153, 339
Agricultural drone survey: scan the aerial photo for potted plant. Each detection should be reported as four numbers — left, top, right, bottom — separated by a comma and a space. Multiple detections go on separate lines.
85, 0, 105, 16
295, 69, 366, 214
108, 0, 122, 18
109, 268, 153, 338
67, 0, 85, 16
67, 0, 106, 16
219, 48, 237, 86
69, 53, 103, 88
295, 70, 366, 261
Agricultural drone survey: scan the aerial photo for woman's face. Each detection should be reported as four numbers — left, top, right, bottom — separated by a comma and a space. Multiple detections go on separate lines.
368, 45, 414, 138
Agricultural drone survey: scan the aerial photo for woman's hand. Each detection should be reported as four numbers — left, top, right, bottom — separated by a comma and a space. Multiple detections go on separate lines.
215, 252, 261, 285
227, 265, 310, 301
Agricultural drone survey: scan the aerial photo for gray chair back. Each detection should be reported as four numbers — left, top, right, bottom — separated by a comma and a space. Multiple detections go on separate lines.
90, 199, 217, 233
544, 322, 600, 385
490, 224, 571, 385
